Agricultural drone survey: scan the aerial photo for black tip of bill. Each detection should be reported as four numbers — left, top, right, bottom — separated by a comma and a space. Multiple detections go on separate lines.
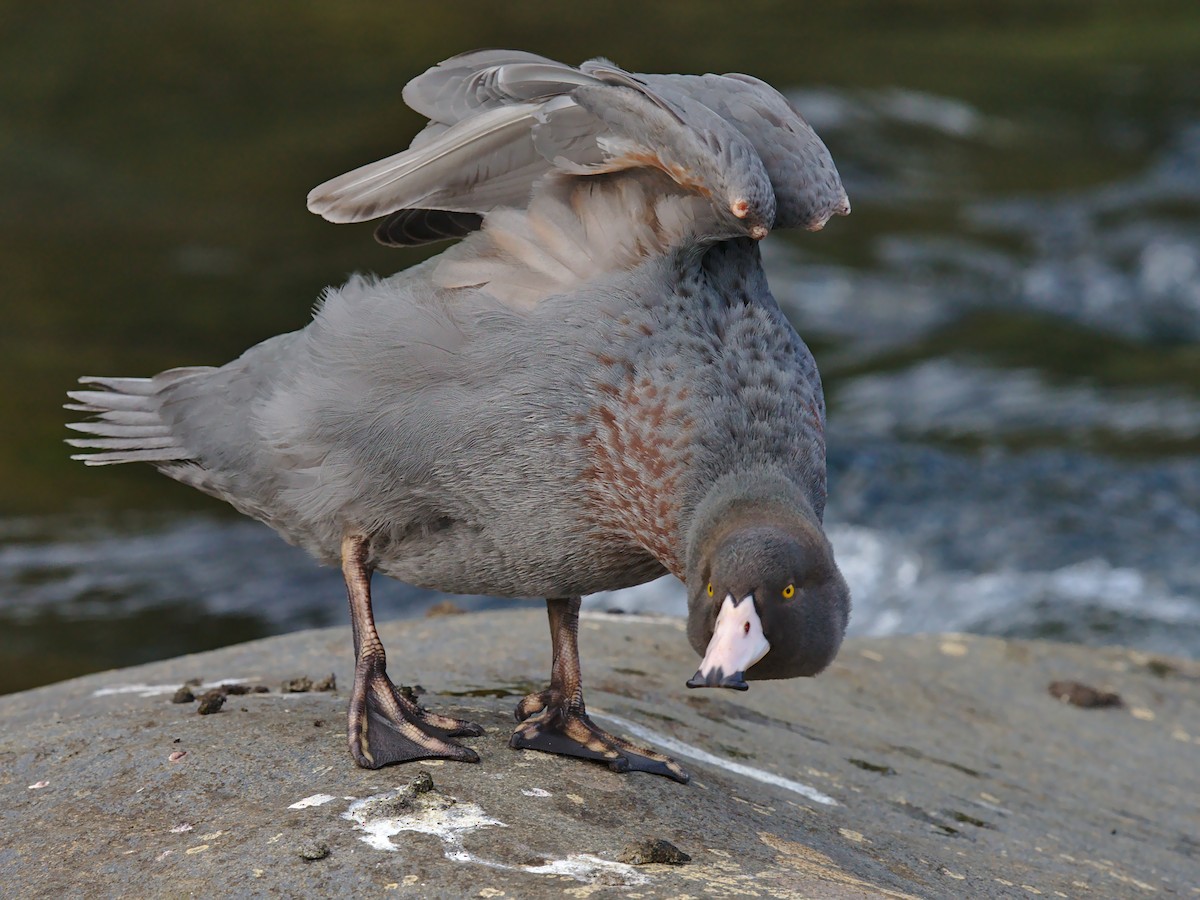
686, 667, 749, 691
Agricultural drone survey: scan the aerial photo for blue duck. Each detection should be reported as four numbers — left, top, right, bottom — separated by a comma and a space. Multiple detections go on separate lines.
68, 51, 852, 783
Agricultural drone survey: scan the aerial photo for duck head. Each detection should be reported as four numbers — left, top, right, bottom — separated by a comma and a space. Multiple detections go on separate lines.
684, 472, 850, 690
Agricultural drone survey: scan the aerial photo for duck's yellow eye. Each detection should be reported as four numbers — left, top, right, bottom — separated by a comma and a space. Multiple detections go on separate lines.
706, 582, 714, 597
782, 584, 795, 599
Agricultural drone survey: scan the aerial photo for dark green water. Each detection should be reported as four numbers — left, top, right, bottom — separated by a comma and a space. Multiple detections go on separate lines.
3, 1, 1199, 694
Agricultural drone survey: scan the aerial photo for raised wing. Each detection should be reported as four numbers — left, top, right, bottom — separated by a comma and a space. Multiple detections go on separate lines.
389, 52, 848, 234
306, 51, 773, 244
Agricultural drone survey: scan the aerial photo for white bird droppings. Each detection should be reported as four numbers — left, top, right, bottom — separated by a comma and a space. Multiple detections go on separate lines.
342, 789, 647, 885
524, 854, 649, 883
343, 789, 505, 855
288, 793, 338, 809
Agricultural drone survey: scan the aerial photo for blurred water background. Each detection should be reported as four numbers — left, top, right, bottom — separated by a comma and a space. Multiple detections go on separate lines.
3, 1, 1199, 695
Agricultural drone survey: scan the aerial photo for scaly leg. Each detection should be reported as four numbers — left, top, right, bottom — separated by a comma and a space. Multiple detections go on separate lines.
342, 533, 482, 769
510, 596, 689, 783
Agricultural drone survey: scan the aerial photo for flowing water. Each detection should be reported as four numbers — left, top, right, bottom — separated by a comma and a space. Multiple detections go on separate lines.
2, 3, 1198, 694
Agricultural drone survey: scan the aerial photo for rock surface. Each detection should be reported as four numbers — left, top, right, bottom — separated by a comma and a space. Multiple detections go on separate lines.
1, 610, 1197, 898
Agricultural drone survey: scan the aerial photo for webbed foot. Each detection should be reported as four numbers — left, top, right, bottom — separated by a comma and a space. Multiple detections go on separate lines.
509, 696, 689, 783
348, 656, 481, 769
513, 596, 689, 783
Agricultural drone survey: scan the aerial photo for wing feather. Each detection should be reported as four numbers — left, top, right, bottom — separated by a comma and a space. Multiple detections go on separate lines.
402, 49, 567, 121
307, 104, 545, 222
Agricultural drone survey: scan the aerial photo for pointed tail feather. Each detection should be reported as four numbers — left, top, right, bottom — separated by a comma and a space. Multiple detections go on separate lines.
65, 370, 201, 467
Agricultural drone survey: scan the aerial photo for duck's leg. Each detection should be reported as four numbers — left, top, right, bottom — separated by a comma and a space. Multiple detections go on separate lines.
342, 533, 482, 769
510, 596, 689, 783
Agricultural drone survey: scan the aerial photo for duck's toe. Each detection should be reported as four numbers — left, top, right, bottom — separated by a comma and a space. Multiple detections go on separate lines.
413, 706, 485, 738
509, 705, 690, 784
514, 688, 554, 722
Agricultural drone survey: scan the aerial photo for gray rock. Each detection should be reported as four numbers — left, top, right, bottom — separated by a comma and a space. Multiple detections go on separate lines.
1, 610, 1196, 898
